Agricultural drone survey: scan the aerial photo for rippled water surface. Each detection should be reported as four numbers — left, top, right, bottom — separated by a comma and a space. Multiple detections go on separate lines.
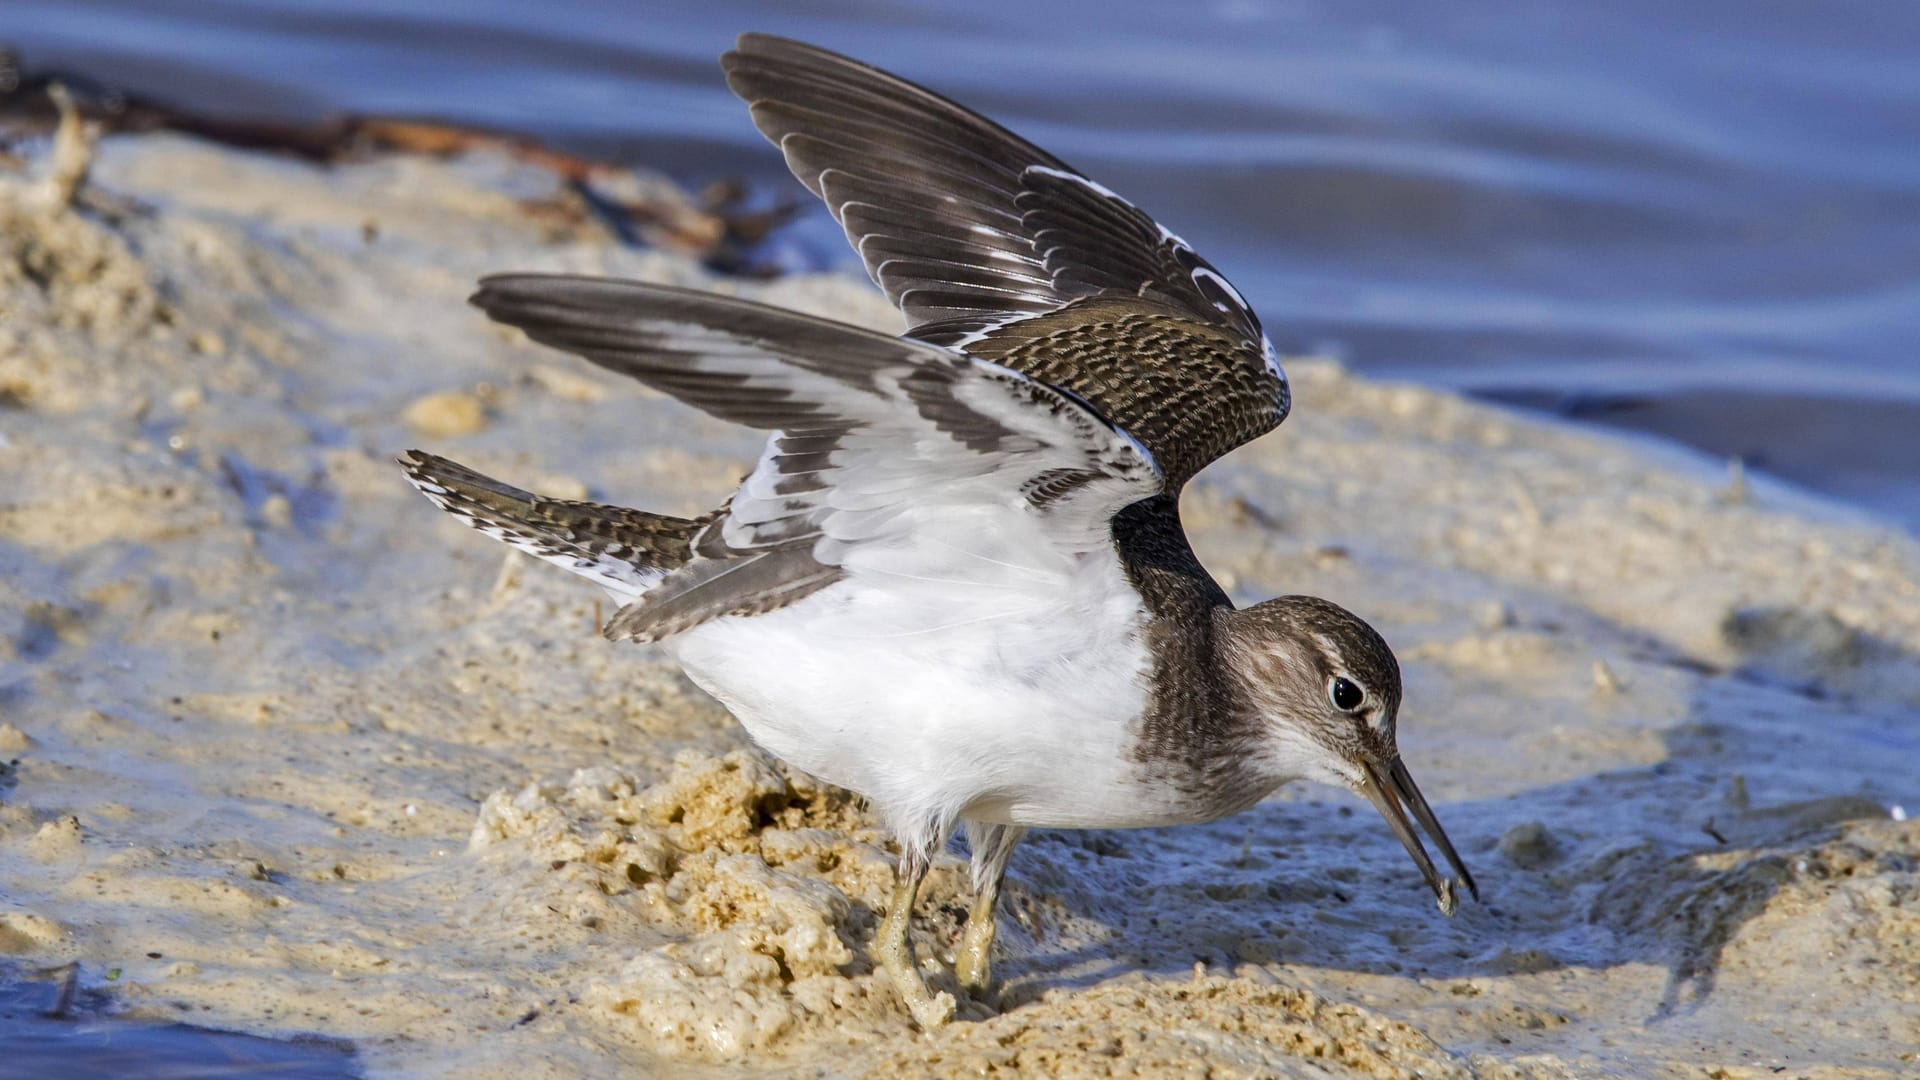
8, 0, 1918, 525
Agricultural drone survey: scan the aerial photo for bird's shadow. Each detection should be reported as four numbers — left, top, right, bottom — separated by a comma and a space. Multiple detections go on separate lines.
960, 599, 1917, 1027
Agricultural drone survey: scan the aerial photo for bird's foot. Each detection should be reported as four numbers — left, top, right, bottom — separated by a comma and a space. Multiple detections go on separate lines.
879, 945, 955, 1030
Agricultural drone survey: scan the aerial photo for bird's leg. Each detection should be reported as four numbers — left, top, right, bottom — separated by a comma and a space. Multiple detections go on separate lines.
876, 841, 955, 1030
955, 822, 1026, 997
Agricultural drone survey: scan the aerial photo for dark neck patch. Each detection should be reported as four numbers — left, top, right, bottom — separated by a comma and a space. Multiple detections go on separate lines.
1112, 496, 1269, 812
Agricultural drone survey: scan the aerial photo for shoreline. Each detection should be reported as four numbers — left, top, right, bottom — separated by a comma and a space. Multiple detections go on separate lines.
7, 62, 1915, 536
1, 128, 1916, 1077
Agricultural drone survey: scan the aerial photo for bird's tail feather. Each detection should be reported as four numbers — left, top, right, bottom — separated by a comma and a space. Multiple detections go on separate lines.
399, 450, 708, 603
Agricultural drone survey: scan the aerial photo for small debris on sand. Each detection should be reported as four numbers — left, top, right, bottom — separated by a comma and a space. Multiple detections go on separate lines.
403, 390, 487, 438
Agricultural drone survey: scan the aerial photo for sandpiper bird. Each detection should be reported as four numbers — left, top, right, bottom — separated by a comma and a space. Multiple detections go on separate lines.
402, 33, 1477, 1028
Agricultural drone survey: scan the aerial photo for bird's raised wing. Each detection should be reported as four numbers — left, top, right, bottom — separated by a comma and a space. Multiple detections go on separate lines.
470, 275, 1163, 642
722, 33, 1289, 485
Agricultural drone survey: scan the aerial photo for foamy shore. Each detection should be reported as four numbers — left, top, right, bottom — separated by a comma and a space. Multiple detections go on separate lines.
2, 132, 1916, 1077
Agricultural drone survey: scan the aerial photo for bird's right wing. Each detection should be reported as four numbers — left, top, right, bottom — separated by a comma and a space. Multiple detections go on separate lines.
470, 275, 1164, 642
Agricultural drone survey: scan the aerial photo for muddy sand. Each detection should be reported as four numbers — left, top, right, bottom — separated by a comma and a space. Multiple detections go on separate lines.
1, 129, 1916, 1078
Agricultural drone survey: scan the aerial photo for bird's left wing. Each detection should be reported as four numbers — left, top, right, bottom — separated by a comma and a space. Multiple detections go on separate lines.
723, 33, 1289, 485
469, 275, 1163, 642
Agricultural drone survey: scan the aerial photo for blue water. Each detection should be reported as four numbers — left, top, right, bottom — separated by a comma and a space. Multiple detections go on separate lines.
8, 0, 1918, 526
0, 963, 360, 1077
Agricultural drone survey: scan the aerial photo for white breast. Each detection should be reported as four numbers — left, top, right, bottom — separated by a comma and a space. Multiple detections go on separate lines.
667, 504, 1168, 837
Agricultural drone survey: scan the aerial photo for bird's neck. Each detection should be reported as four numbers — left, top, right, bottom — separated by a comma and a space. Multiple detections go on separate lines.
1114, 495, 1273, 816
1110, 493, 1227, 610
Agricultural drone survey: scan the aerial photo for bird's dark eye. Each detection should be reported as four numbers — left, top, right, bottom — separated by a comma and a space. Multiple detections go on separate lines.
1329, 676, 1364, 712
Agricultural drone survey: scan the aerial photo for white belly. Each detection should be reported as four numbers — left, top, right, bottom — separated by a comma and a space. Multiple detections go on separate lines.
667, 521, 1162, 835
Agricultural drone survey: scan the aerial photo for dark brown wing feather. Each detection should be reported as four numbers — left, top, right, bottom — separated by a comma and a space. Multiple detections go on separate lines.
399, 450, 714, 602
723, 34, 1289, 484
950, 298, 1283, 488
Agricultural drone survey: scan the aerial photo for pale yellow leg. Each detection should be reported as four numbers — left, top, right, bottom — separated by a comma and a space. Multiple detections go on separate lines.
955, 822, 1025, 997
876, 857, 955, 1030
953, 885, 1001, 994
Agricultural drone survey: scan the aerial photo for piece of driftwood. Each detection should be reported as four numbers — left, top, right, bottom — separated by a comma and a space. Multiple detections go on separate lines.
0, 48, 799, 273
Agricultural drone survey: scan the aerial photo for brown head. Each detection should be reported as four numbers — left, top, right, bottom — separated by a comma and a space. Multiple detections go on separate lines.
1218, 595, 1478, 913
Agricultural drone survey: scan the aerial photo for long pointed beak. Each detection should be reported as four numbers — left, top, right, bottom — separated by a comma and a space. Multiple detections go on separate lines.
1358, 757, 1479, 915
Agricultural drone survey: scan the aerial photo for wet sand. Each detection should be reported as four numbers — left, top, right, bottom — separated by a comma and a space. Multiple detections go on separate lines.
1, 131, 1916, 1078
